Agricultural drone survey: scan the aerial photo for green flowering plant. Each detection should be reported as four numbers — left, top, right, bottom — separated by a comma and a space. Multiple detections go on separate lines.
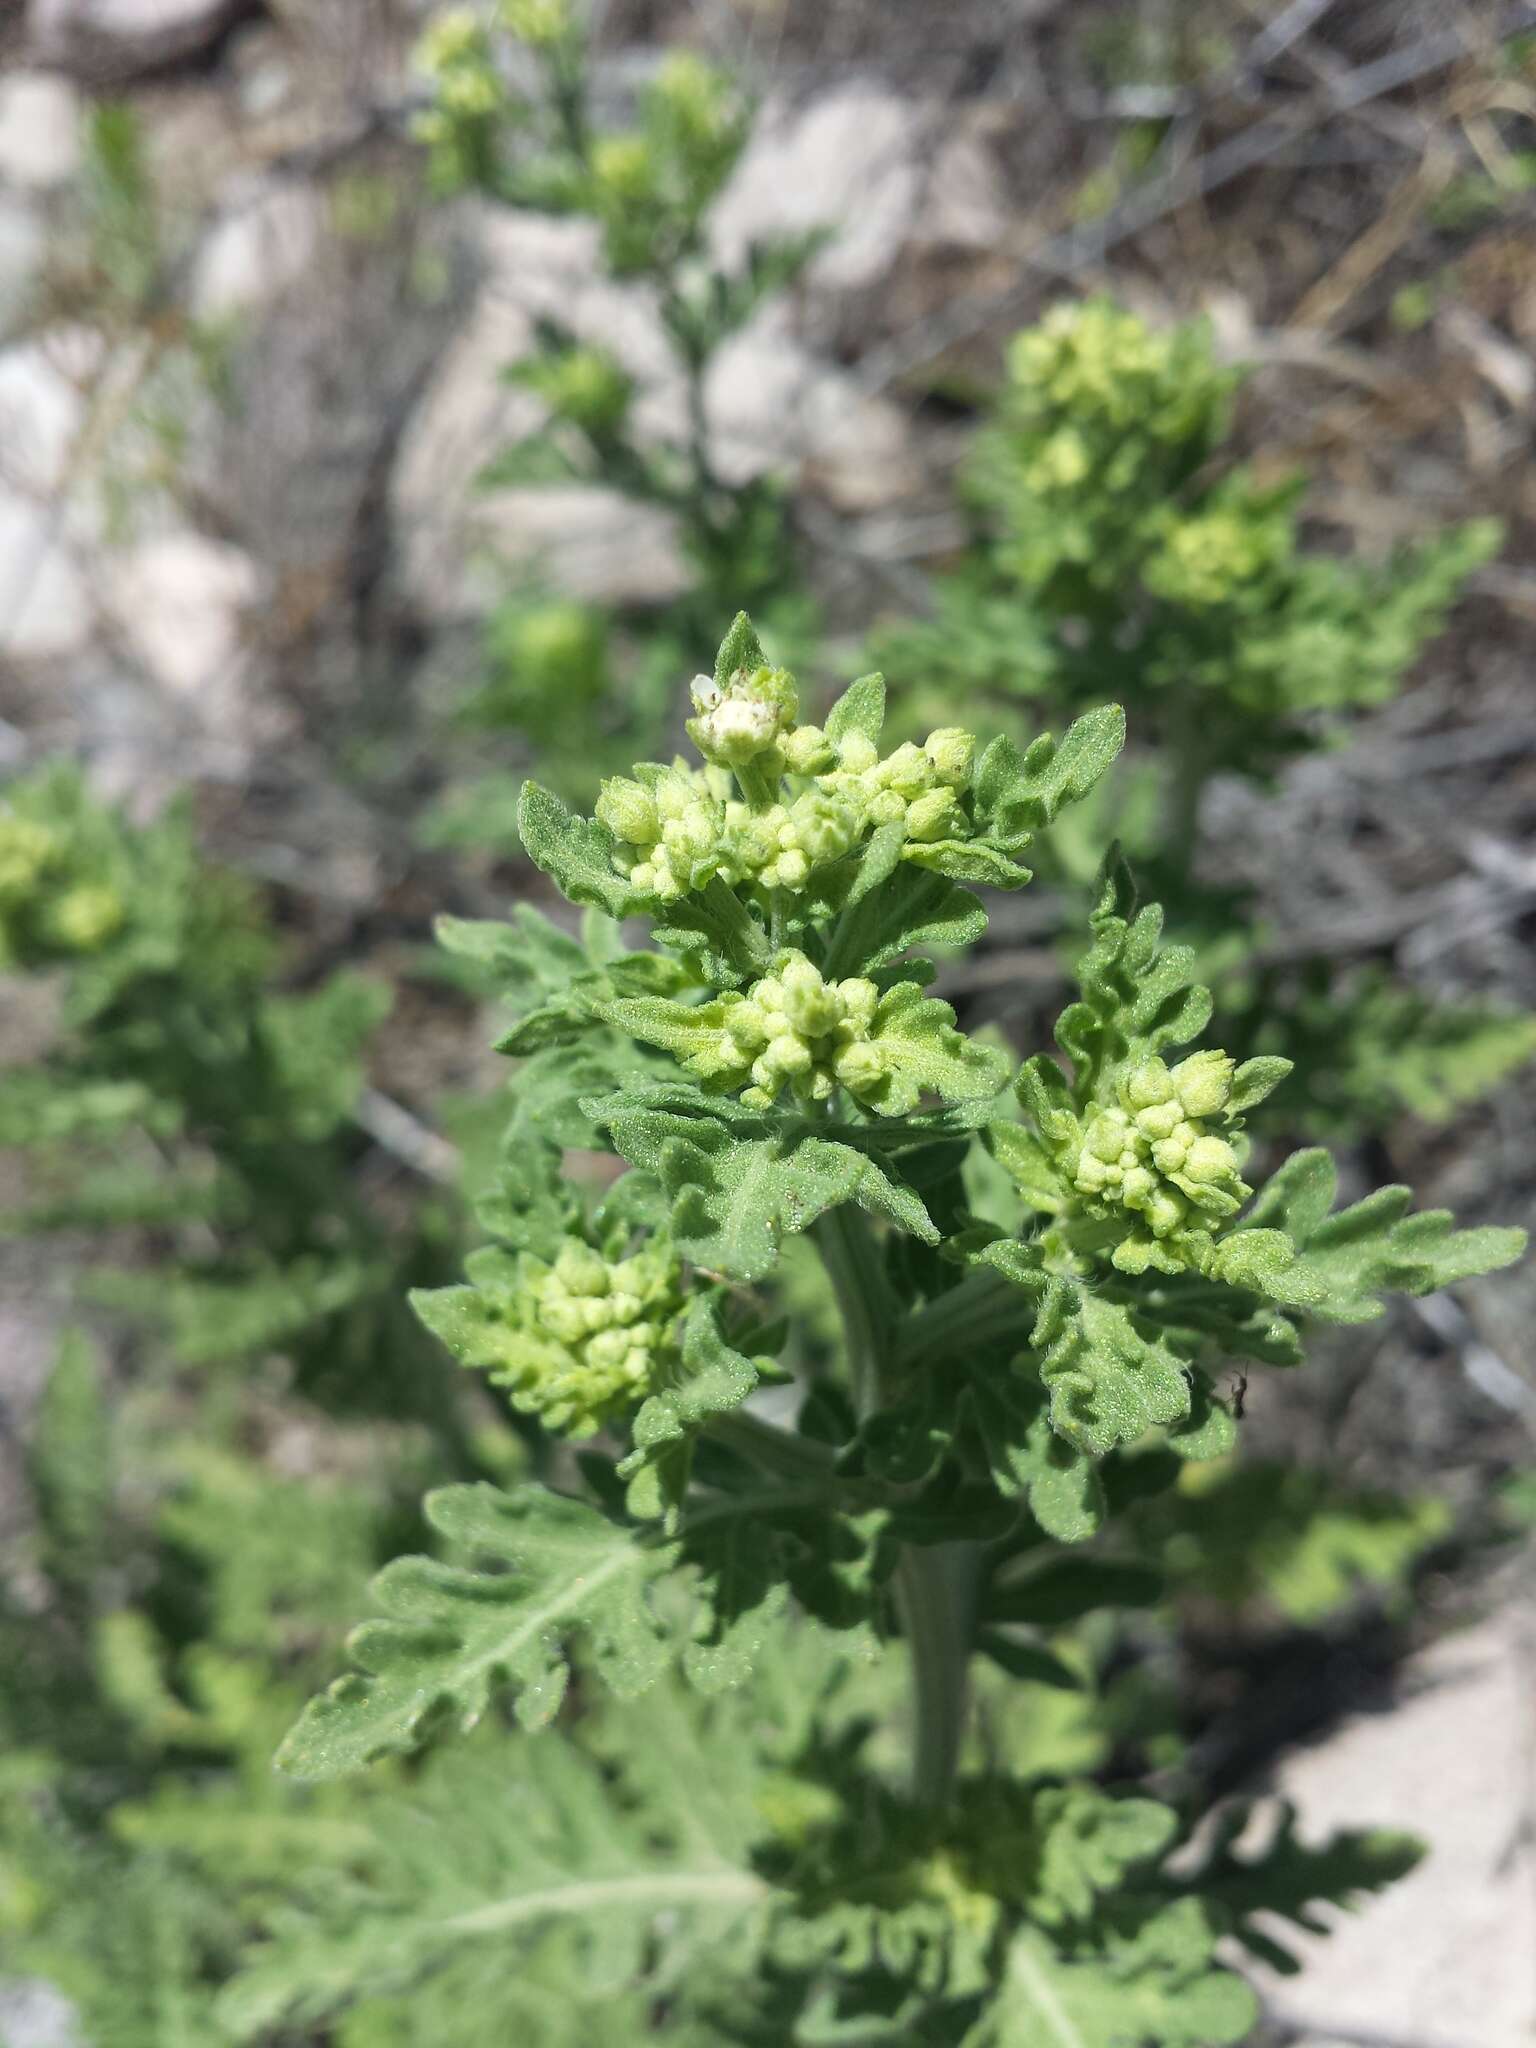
878, 297, 1500, 781
261, 613, 1523, 2044
871, 297, 1532, 1138
410, 3, 824, 815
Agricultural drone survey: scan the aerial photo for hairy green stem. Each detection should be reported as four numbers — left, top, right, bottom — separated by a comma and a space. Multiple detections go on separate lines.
812, 1205, 889, 1421
815, 1201, 974, 1809
895, 1544, 977, 1809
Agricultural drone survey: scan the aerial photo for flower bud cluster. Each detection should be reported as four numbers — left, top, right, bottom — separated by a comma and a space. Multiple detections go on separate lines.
976, 301, 1236, 597
820, 726, 974, 845
512, 1237, 685, 1436
595, 765, 726, 903
1071, 1051, 1249, 1250
1141, 485, 1293, 611
597, 705, 978, 906
1006, 299, 1227, 446
516, 344, 634, 437
702, 952, 883, 1109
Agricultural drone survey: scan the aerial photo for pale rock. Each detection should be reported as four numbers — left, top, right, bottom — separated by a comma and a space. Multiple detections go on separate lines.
28, 0, 253, 80
705, 315, 920, 512
1256, 1612, 1536, 2048
474, 485, 686, 608
104, 532, 265, 699
0, 200, 45, 314
391, 211, 686, 618
0, 336, 91, 495
190, 183, 327, 322
711, 88, 928, 293
0, 491, 92, 661
914, 121, 1012, 253
475, 208, 673, 388
0, 1976, 84, 2048
0, 73, 82, 191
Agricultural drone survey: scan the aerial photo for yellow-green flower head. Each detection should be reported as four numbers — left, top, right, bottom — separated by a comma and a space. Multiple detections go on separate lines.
47, 884, 125, 954
414, 1235, 686, 1437
687, 664, 799, 768
1071, 1051, 1248, 1257
1142, 504, 1287, 609
1008, 300, 1176, 424
500, 0, 571, 46
591, 132, 657, 205
414, 6, 490, 76
651, 51, 726, 127
716, 951, 882, 1108
533, 345, 633, 435
1003, 298, 1231, 453
504, 599, 606, 690
0, 814, 59, 907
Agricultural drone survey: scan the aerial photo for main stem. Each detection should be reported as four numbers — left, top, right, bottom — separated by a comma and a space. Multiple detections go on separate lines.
813, 1204, 973, 1810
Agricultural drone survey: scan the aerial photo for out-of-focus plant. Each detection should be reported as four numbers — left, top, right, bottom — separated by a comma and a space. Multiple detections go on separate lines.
872, 298, 1533, 1137
410, 2, 822, 814
18, 103, 232, 539
0, 764, 465, 1431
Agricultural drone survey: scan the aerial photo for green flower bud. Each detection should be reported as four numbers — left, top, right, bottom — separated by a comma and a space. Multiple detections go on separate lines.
1122, 1059, 1174, 1111
414, 7, 489, 74
924, 728, 975, 787
1169, 1051, 1234, 1118
1144, 1188, 1187, 1237
780, 723, 836, 775
1150, 1135, 1187, 1175
597, 777, 660, 846
1084, 1112, 1129, 1165
787, 792, 858, 867
877, 742, 932, 800
780, 967, 841, 1039
835, 978, 879, 1032
903, 789, 959, 843
830, 1041, 882, 1097
1133, 1100, 1181, 1141
836, 733, 879, 775
1180, 1134, 1238, 1185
